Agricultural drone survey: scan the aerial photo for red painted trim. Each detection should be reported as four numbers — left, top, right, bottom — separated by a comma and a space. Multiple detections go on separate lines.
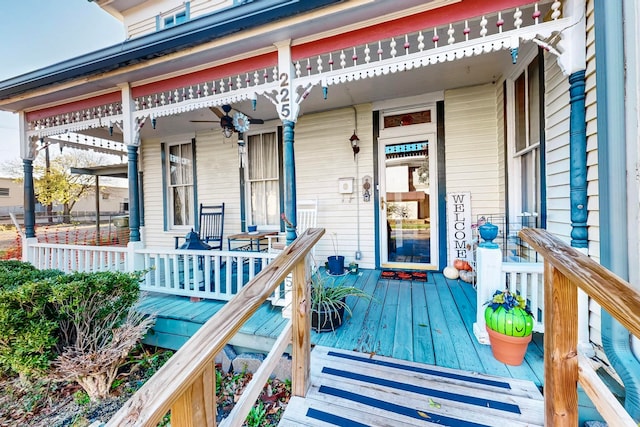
292, 0, 539, 59
132, 52, 278, 98
26, 92, 121, 122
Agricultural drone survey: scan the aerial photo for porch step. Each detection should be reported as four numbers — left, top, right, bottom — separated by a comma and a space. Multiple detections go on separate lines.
280, 346, 544, 426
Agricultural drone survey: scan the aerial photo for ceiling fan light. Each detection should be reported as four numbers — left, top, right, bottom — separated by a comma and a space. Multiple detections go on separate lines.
222, 126, 234, 138
220, 115, 235, 138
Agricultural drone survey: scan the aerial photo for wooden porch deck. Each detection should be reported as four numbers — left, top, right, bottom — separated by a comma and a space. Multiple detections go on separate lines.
136, 268, 608, 423
137, 269, 544, 386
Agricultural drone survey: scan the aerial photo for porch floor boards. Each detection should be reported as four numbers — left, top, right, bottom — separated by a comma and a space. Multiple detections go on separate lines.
136, 269, 544, 386
280, 346, 544, 427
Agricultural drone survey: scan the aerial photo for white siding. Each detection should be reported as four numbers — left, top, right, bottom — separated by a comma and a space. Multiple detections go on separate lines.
139, 137, 164, 246
544, 54, 571, 242
585, 0, 603, 350
140, 130, 240, 248
496, 81, 506, 212
294, 105, 376, 269
444, 83, 503, 219
124, 0, 234, 39
139, 106, 377, 268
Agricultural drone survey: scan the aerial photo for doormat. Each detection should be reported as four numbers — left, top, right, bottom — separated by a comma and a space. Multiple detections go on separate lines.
380, 270, 429, 282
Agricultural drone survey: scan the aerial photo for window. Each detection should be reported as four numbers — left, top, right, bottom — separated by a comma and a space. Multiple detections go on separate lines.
246, 132, 280, 227
157, 3, 190, 30
0, 188, 9, 197
509, 54, 544, 224
164, 140, 195, 228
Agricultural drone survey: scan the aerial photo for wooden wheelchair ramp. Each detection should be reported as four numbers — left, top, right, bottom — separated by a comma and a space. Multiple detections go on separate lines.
280, 346, 544, 426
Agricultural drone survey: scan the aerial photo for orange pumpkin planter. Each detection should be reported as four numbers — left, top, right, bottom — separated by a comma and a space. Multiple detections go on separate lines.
453, 259, 472, 271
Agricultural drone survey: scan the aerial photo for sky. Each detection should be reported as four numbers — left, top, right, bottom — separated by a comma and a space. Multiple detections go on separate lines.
0, 1, 125, 165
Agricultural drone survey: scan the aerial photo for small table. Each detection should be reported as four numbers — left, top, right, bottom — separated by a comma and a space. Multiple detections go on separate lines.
228, 231, 277, 252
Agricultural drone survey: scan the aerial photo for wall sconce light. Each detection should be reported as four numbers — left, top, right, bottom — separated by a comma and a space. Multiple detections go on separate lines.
349, 132, 360, 159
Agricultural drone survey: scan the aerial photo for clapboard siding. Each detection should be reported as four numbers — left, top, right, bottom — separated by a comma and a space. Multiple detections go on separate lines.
543, 54, 571, 242
496, 80, 506, 212
585, 0, 603, 350
140, 138, 164, 246
192, 130, 243, 237
138, 106, 376, 267
140, 130, 240, 249
294, 105, 376, 268
444, 83, 503, 218
125, 0, 234, 39
585, 0, 600, 262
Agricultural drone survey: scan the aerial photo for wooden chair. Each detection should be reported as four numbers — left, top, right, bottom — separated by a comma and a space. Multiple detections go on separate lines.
175, 203, 225, 249
268, 199, 318, 253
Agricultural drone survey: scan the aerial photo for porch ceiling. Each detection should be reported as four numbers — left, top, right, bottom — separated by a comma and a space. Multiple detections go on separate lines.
137, 46, 522, 140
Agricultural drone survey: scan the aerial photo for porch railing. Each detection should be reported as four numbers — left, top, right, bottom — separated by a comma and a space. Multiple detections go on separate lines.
520, 228, 639, 427
105, 227, 324, 426
27, 241, 129, 273
136, 248, 278, 302
473, 247, 544, 344
23, 241, 289, 306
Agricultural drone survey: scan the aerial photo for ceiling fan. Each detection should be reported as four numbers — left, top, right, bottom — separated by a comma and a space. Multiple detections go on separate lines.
190, 105, 264, 137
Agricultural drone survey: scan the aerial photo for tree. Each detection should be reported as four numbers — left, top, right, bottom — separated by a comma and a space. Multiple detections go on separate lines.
36, 151, 105, 223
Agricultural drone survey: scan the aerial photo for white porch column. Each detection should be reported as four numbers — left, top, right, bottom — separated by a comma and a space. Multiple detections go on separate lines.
18, 112, 38, 263
473, 245, 502, 345
119, 83, 146, 270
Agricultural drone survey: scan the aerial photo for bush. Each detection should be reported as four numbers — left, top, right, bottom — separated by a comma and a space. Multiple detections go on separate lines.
48, 271, 154, 400
0, 265, 150, 392
0, 261, 63, 379
0, 260, 62, 291
47, 271, 142, 350
0, 280, 58, 379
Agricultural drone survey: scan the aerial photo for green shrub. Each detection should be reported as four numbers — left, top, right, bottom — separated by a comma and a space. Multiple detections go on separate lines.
0, 266, 143, 382
0, 261, 64, 378
0, 260, 62, 291
48, 271, 152, 400
47, 271, 142, 350
0, 279, 58, 378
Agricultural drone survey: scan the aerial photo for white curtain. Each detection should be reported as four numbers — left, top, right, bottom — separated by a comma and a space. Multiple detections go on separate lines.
169, 142, 194, 226
248, 133, 279, 226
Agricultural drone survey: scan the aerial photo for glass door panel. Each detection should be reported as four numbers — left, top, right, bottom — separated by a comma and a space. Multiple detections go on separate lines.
381, 138, 436, 268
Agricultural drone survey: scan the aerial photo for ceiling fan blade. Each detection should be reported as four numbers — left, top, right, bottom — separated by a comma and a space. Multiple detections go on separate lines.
189, 120, 219, 123
209, 107, 224, 119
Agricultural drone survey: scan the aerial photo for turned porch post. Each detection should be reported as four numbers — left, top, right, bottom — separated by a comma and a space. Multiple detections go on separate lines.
119, 83, 142, 243
19, 113, 37, 239
283, 120, 297, 245
274, 40, 302, 246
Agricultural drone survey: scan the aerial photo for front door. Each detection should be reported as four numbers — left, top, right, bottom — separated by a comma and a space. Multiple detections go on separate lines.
378, 108, 438, 270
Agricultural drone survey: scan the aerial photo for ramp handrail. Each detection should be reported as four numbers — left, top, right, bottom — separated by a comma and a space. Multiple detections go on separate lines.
520, 228, 639, 426
106, 227, 324, 427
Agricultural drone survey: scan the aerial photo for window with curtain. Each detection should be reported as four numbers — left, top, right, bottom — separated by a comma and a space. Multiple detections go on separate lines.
166, 141, 195, 228
511, 54, 543, 222
247, 132, 280, 227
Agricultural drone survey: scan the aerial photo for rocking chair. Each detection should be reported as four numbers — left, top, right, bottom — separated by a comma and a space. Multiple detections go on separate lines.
175, 203, 225, 250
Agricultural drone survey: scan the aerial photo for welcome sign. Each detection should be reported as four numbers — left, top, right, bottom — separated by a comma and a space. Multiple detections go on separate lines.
447, 192, 472, 263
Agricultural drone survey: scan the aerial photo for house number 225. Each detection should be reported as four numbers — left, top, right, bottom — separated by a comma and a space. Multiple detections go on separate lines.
279, 72, 290, 119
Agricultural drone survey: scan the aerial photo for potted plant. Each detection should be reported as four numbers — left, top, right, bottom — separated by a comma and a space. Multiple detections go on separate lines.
310, 269, 369, 332
326, 233, 345, 275
484, 289, 534, 365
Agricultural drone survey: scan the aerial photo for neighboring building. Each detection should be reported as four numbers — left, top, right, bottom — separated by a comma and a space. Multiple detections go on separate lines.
0, 177, 128, 217
1, 0, 639, 417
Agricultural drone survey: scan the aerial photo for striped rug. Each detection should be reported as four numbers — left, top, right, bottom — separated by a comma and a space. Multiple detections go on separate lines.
280, 346, 544, 426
